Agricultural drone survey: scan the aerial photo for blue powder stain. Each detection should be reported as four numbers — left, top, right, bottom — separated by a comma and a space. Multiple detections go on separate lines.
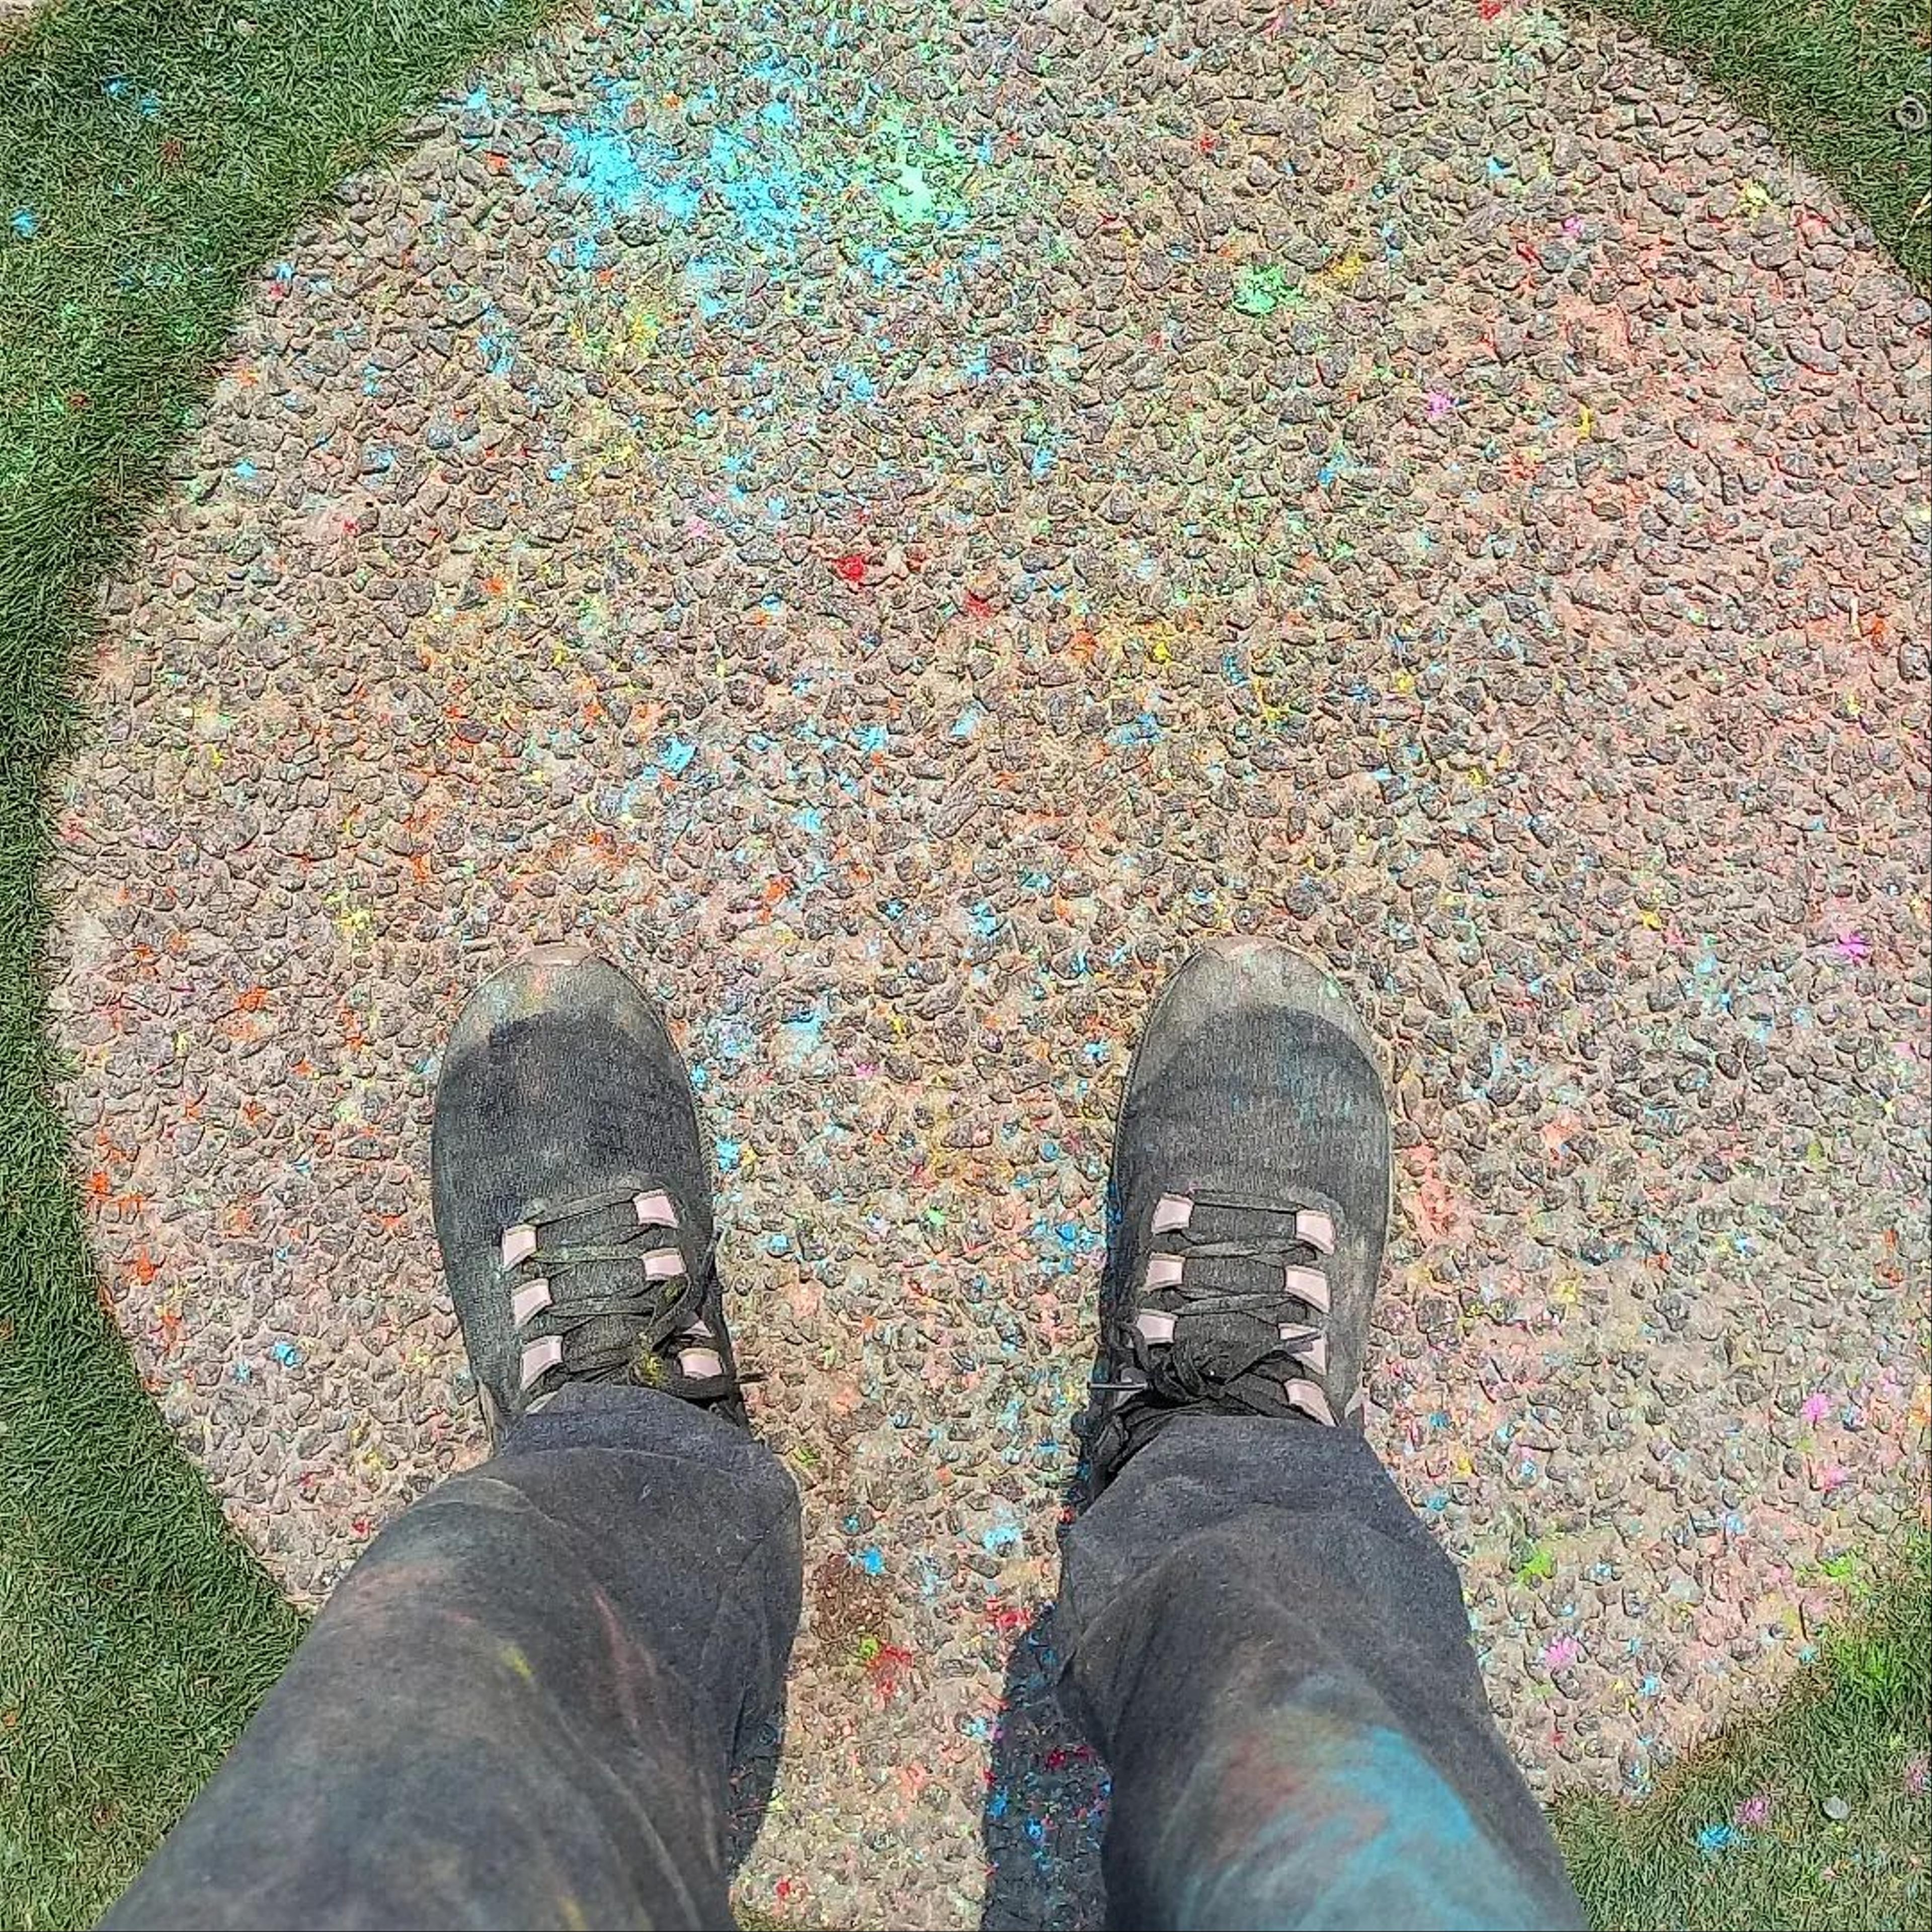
1486, 155, 1512, 181
981, 1520, 1022, 1555
684, 256, 729, 318
859, 1547, 885, 1576
548, 461, 573, 482
762, 99, 796, 129
716, 1139, 743, 1171
1107, 712, 1162, 748
1028, 428, 1064, 479
658, 737, 698, 776
1697, 1824, 1742, 1855
1318, 450, 1347, 486
793, 805, 826, 835
271, 1341, 302, 1367
138, 90, 162, 118
659, 173, 703, 223
477, 333, 517, 377
562, 121, 657, 216
969, 902, 1001, 941
233, 459, 257, 480
855, 723, 890, 755
775, 1003, 829, 1067
833, 362, 877, 402
104, 76, 133, 101
988, 1788, 1009, 1821
10, 209, 38, 238
961, 345, 990, 379
859, 246, 899, 281
950, 703, 986, 739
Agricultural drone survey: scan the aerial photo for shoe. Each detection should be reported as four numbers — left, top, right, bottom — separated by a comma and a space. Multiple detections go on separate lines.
1085, 939, 1391, 1491
431, 944, 742, 1445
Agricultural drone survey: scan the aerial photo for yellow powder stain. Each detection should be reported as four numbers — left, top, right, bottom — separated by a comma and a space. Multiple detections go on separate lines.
1577, 404, 1594, 439
500, 1644, 535, 1684
623, 299, 665, 356
1325, 248, 1369, 284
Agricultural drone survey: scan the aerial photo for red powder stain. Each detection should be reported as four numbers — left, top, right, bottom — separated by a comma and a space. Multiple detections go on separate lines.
1478, 0, 1508, 17
987, 1599, 1028, 1635
1196, 131, 1218, 156
964, 589, 993, 621
866, 1642, 915, 1698
832, 552, 869, 586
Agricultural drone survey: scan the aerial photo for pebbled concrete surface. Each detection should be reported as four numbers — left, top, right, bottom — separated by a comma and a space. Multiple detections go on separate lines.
48, 2, 1930, 1924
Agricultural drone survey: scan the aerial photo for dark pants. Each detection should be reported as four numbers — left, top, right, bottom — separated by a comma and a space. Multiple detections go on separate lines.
107, 1392, 1583, 1931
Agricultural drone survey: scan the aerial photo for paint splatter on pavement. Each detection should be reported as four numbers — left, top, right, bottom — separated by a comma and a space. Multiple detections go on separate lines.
47, 2, 1929, 1925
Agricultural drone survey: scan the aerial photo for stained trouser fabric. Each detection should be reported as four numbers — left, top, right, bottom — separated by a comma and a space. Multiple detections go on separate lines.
105, 1385, 801, 1931
108, 1394, 1582, 1931
1057, 1414, 1587, 1931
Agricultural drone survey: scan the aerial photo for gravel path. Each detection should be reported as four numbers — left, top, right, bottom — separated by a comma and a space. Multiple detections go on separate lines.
49, 2, 1928, 1924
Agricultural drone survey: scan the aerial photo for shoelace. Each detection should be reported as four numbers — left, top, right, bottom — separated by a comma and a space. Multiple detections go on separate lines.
499, 1184, 740, 1407
1100, 1189, 1339, 1463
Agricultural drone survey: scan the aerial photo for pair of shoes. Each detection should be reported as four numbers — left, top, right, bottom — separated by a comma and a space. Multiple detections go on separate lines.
432, 939, 1390, 1489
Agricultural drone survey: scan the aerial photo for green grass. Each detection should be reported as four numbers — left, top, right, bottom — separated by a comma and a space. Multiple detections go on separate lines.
0, 0, 1925, 1925
1556, 1541, 1932, 1929
0, 5, 556, 1925
1593, 0, 1931, 285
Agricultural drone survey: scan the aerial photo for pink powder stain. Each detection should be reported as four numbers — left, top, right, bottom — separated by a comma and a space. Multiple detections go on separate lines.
1801, 1392, 1831, 1425
1818, 1464, 1850, 1492
1736, 1792, 1773, 1827
1830, 929, 1871, 962
1425, 389, 1456, 421
1543, 1636, 1582, 1669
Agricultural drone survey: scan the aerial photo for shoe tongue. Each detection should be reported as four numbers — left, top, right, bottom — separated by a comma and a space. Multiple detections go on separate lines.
1169, 1197, 1289, 1296
1151, 1198, 1300, 1394
544, 1197, 672, 1380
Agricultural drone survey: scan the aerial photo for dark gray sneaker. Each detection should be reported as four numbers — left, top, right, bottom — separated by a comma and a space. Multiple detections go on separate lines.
431, 944, 742, 1445
1086, 940, 1391, 1491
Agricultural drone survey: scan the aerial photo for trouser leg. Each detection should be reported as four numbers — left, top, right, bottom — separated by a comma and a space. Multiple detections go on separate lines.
1058, 1417, 1583, 1931
105, 1386, 801, 1931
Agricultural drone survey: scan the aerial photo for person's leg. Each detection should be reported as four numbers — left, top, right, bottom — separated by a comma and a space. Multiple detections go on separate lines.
108, 945, 800, 1931
1059, 942, 1582, 1932
108, 1386, 798, 1930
